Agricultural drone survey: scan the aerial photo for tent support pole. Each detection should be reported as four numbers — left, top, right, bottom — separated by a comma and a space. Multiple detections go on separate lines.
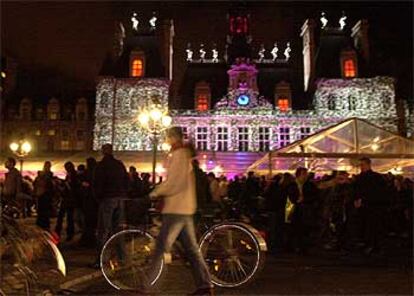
268, 151, 273, 177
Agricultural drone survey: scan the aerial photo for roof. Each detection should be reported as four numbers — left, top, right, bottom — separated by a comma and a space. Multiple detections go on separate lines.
248, 117, 414, 175
314, 28, 367, 78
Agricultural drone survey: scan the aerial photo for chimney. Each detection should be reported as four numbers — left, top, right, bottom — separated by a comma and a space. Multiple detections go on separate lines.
301, 19, 316, 92
351, 19, 370, 63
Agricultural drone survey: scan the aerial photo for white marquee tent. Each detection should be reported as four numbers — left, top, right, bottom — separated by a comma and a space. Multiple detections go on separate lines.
248, 118, 414, 176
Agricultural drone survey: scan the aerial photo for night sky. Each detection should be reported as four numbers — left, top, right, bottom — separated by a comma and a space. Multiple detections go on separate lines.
1, 1, 412, 101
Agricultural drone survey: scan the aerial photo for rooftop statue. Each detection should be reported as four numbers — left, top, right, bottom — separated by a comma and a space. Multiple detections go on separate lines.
186, 43, 193, 62
271, 42, 279, 61
149, 12, 157, 30
320, 12, 328, 29
284, 42, 291, 61
199, 44, 206, 62
131, 12, 139, 31
212, 45, 219, 63
339, 11, 347, 30
258, 44, 265, 62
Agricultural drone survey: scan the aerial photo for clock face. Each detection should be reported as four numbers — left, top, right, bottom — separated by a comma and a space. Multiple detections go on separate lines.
237, 94, 250, 106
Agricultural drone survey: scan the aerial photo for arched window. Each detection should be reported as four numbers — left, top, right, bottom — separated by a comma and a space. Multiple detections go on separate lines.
343, 59, 356, 78
278, 98, 289, 112
131, 59, 143, 77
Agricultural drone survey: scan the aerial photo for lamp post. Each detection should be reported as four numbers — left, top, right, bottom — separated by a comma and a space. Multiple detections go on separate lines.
9, 140, 32, 174
138, 104, 172, 184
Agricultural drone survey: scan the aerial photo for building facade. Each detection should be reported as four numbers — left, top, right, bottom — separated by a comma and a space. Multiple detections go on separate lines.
93, 9, 413, 152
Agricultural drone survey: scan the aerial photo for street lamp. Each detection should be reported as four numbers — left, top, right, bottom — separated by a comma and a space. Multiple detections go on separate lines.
9, 140, 32, 173
138, 104, 172, 184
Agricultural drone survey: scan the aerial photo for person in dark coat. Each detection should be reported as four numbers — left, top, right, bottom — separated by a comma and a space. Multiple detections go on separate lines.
78, 158, 98, 247
55, 161, 80, 242
287, 167, 319, 254
128, 166, 143, 199
91, 144, 129, 268
353, 157, 390, 255
34, 162, 55, 230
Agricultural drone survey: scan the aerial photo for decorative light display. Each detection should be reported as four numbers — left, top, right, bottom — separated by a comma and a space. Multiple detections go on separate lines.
93, 75, 407, 152
313, 76, 399, 132
93, 78, 169, 150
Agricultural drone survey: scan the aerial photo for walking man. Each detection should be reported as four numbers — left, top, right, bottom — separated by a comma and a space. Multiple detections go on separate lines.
91, 144, 129, 268
149, 127, 213, 296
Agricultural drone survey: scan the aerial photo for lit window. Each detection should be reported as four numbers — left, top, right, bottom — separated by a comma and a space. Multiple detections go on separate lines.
196, 95, 209, 111
131, 59, 143, 77
48, 129, 56, 136
258, 127, 270, 152
300, 127, 311, 140
344, 59, 356, 78
278, 99, 289, 112
238, 127, 249, 151
49, 112, 58, 120
279, 127, 290, 148
61, 140, 70, 150
35, 130, 41, 136
196, 127, 208, 151
216, 127, 229, 151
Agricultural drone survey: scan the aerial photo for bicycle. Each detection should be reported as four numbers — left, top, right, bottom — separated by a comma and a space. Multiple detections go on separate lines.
0, 201, 66, 296
100, 198, 267, 292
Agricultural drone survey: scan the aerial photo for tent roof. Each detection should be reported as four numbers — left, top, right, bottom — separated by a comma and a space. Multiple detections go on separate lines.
248, 117, 414, 175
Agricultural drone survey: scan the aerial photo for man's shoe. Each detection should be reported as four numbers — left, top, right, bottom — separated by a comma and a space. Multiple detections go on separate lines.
188, 287, 214, 296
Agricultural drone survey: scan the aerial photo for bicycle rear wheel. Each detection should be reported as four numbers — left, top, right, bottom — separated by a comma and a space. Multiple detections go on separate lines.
100, 229, 163, 291
199, 222, 267, 288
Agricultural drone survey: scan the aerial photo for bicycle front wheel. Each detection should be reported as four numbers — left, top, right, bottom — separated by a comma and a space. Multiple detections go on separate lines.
100, 229, 163, 291
199, 222, 267, 288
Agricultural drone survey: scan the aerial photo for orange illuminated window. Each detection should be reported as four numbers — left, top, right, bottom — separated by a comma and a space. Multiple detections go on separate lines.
278, 99, 289, 112
131, 59, 143, 77
344, 59, 356, 78
196, 95, 209, 111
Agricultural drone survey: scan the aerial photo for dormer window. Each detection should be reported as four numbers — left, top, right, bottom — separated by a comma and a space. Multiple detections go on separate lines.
344, 59, 356, 78
130, 51, 145, 78
131, 59, 143, 77
194, 81, 211, 112
275, 81, 292, 111
278, 98, 289, 112
196, 94, 209, 111
340, 49, 358, 78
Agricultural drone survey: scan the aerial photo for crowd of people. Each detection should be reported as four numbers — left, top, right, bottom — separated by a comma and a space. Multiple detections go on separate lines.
1, 152, 413, 261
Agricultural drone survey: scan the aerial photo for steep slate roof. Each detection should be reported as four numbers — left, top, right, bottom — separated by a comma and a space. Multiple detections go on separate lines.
314, 27, 367, 78
99, 32, 165, 78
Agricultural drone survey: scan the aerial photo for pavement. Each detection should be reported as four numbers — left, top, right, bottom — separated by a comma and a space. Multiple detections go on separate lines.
1, 217, 413, 296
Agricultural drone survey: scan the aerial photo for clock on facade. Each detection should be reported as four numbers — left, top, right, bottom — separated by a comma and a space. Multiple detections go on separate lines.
237, 94, 250, 106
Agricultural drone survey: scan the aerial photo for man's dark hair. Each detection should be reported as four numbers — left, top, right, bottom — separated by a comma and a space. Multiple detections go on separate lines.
7, 157, 16, 166
295, 167, 308, 178
102, 143, 113, 156
359, 157, 371, 165
207, 172, 215, 178
166, 126, 183, 139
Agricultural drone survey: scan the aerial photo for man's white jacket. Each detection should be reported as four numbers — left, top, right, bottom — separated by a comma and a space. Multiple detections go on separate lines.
150, 147, 197, 215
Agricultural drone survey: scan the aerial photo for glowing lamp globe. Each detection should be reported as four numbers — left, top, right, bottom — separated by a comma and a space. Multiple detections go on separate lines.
161, 142, 171, 151
21, 142, 32, 153
138, 113, 150, 126
161, 115, 172, 127
9, 142, 19, 152
150, 108, 162, 121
